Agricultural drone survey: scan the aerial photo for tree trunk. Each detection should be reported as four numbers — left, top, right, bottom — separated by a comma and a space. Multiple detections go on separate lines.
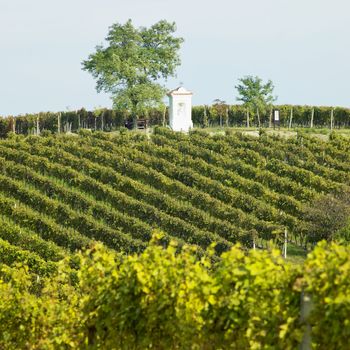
269, 108, 272, 128
256, 108, 261, 128
246, 110, 250, 128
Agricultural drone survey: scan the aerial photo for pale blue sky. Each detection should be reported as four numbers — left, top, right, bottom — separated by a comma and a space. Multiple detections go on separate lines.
1, 0, 349, 115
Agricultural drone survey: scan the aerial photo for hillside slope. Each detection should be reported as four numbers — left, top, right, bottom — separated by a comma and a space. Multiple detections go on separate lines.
0, 128, 349, 272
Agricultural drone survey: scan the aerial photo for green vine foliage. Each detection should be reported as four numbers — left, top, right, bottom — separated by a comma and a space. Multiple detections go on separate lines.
1, 103, 350, 138
2, 239, 350, 349
0, 129, 349, 253
0, 117, 349, 348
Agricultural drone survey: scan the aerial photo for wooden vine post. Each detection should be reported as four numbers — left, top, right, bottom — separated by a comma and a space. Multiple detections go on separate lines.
162, 106, 166, 127
252, 230, 257, 251
283, 227, 287, 259
57, 112, 61, 134
226, 107, 229, 127
36, 116, 40, 135
330, 108, 334, 131
203, 105, 209, 128
77, 110, 81, 130
300, 292, 312, 350
11, 117, 16, 133
289, 107, 293, 129
310, 108, 314, 128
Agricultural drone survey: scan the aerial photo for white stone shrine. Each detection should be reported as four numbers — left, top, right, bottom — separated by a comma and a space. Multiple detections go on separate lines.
167, 87, 193, 132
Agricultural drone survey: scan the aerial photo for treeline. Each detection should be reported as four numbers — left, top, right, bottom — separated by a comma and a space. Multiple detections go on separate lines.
1, 104, 350, 137
1, 238, 350, 349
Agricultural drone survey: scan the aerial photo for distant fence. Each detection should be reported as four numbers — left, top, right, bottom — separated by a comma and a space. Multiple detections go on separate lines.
1, 104, 350, 137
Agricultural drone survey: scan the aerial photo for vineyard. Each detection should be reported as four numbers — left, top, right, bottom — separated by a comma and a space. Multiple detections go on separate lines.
2, 238, 350, 349
1, 104, 350, 138
0, 128, 350, 348
2, 1, 350, 346
0, 128, 349, 273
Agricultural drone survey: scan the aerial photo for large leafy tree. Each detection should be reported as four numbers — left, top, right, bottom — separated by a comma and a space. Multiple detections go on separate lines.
82, 19, 184, 119
235, 76, 276, 127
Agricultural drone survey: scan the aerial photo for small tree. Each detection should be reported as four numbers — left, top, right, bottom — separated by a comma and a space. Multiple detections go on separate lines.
212, 99, 228, 127
82, 19, 184, 123
302, 190, 350, 245
235, 76, 276, 127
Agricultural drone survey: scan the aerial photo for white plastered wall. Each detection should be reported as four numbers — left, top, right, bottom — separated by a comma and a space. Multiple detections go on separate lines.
168, 87, 193, 132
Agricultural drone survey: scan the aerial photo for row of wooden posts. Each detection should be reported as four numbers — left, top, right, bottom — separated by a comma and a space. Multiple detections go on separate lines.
9, 106, 339, 135
11, 112, 103, 135
202, 106, 337, 129
245, 107, 336, 129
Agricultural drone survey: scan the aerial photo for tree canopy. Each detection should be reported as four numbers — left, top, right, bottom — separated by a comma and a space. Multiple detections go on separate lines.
302, 190, 350, 243
82, 19, 184, 117
235, 76, 276, 115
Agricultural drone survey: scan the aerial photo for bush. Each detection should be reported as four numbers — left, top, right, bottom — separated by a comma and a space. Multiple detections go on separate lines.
78, 128, 93, 136
40, 129, 52, 137
302, 190, 350, 243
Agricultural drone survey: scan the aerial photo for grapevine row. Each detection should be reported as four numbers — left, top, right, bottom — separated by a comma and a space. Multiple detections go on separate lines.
0, 216, 67, 262
24, 136, 283, 238
0, 238, 56, 276
0, 174, 145, 254
0, 144, 233, 252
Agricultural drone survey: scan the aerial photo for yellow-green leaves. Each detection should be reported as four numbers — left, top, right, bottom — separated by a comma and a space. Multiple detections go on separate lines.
1, 240, 350, 349
303, 242, 350, 348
